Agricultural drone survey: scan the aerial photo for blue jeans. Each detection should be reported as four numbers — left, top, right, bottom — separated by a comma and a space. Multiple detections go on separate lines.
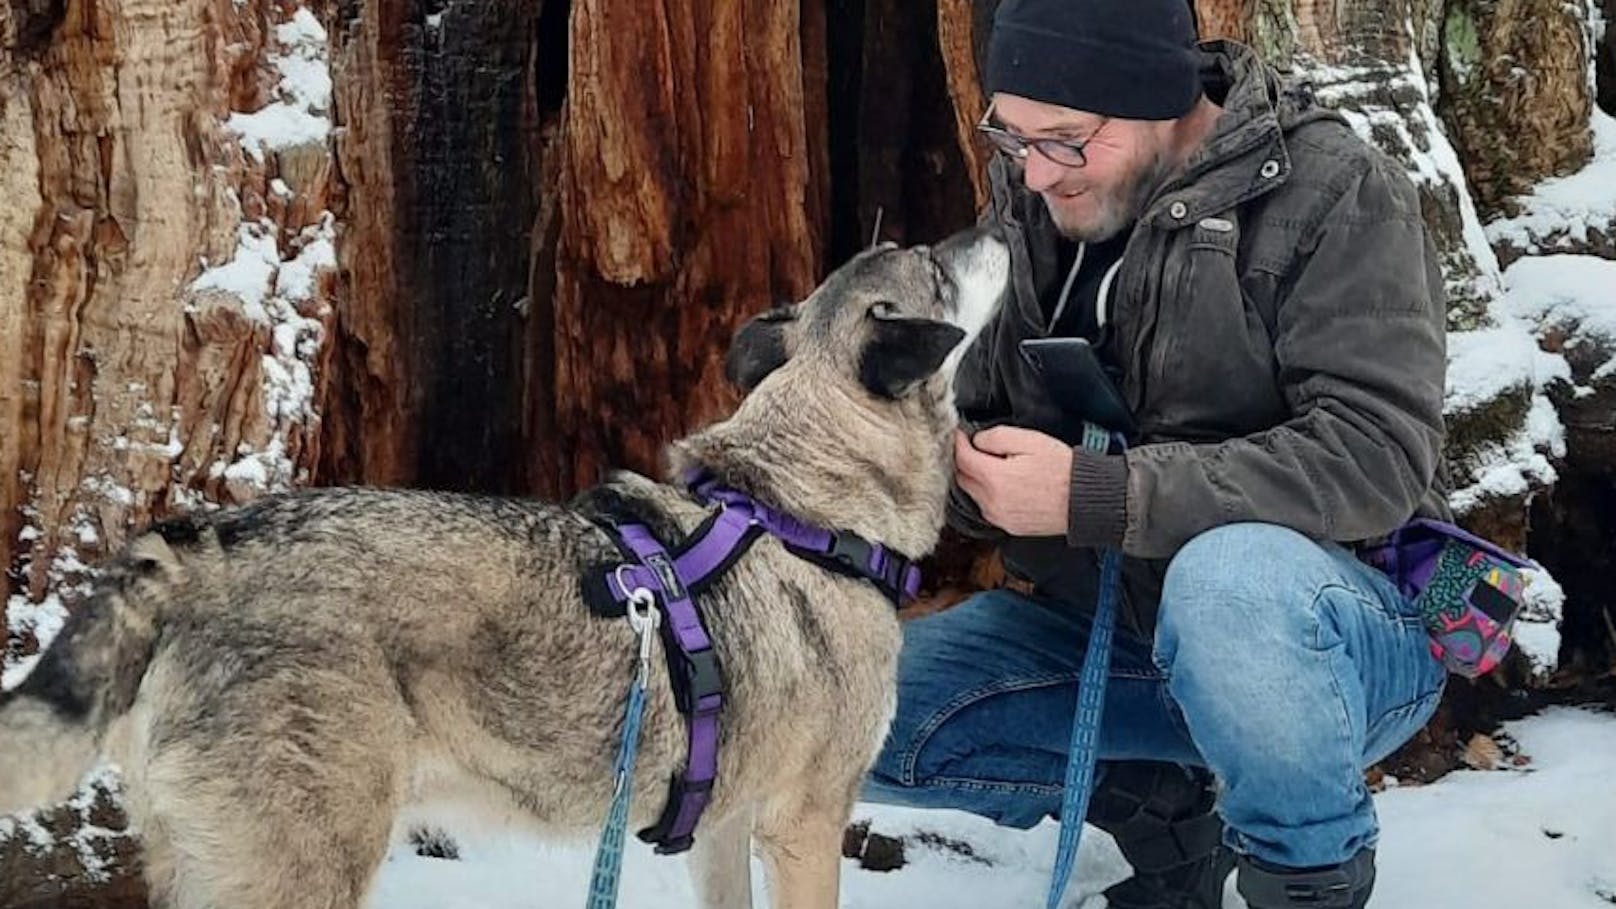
863, 522, 1447, 868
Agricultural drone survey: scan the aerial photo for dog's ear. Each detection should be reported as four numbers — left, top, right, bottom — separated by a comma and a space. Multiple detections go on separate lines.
859, 313, 966, 399
725, 305, 799, 391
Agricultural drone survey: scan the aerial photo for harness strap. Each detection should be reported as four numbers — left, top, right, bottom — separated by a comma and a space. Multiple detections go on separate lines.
602, 505, 763, 606
607, 524, 723, 855
591, 476, 926, 854
598, 481, 923, 611
689, 475, 923, 606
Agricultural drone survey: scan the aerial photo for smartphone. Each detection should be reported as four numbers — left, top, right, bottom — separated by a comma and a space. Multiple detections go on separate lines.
1017, 337, 1137, 435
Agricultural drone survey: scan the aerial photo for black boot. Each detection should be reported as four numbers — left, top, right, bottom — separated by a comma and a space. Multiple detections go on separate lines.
1086, 763, 1234, 909
1235, 849, 1375, 909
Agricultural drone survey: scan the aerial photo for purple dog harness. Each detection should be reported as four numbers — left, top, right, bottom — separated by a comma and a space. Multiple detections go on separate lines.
591, 472, 922, 854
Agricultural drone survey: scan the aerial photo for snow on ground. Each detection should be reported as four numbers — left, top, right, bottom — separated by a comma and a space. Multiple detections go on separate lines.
365, 706, 1616, 909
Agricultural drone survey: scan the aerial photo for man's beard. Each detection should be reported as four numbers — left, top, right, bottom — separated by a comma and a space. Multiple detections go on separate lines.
1049, 149, 1175, 243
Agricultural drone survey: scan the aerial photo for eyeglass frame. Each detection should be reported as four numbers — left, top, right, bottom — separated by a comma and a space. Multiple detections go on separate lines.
975, 104, 1108, 169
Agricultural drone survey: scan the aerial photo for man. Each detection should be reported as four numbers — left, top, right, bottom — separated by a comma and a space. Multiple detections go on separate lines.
862, 0, 1452, 907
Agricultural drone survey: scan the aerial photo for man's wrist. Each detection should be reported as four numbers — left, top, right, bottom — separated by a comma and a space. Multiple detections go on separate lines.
1067, 448, 1128, 548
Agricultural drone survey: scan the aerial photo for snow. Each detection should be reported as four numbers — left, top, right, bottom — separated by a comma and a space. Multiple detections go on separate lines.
1485, 109, 1616, 256
1373, 707, 1616, 908
274, 216, 338, 303
191, 222, 281, 321
1511, 619, 1562, 674
59, 768, 127, 881
1501, 254, 1616, 385
1444, 325, 1569, 514
1446, 394, 1566, 514
357, 707, 1616, 908
1444, 322, 1566, 417
1441, 252, 1616, 510
189, 213, 333, 497
1513, 565, 1566, 673
226, 5, 332, 162
227, 105, 329, 164
3, 592, 67, 689
1314, 41, 1507, 310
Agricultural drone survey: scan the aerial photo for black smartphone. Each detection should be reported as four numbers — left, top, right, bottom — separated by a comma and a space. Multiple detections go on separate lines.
1017, 337, 1137, 435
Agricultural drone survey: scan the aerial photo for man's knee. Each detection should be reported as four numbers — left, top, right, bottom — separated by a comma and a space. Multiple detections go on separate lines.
1155, 523, 1339, 674
1160, 523, 1332, 628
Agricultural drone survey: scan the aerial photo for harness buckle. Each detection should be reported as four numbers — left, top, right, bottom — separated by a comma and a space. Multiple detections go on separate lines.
826, 532, 876, 577
824, 532, 913, 604
674, 646, 724, 715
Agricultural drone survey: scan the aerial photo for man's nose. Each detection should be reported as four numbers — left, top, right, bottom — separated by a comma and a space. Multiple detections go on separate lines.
1022, 150, 1066, 194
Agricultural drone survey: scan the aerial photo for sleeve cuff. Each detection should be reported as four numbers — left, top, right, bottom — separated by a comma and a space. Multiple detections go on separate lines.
1067, 448, 1128, 548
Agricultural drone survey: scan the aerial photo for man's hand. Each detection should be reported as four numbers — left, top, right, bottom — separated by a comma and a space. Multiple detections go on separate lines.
953, 426, 1073, 537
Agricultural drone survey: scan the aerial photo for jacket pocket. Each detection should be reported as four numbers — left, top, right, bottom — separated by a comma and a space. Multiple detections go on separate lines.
1144, 214, 1286, 437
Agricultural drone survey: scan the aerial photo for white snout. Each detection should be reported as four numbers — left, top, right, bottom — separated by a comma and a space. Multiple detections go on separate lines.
941, 231, 1010, 376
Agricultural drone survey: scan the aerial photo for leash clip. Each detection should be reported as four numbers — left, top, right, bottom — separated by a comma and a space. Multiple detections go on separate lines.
618, 566, 660, 684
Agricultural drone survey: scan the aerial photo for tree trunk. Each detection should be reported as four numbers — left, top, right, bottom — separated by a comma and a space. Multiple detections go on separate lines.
0, 775, 141, 909
1, 0, 339, 632
1600, 0, 1616, 115
533, 0, 830, 497
324, 0, 544, 494
1439, 0, 1593, 215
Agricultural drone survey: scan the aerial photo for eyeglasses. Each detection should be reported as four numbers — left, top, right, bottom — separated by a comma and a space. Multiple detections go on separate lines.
975, 107, 1106, 169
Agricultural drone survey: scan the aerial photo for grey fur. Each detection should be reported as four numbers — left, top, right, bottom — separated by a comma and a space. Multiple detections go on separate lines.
0, 228, 1008, 909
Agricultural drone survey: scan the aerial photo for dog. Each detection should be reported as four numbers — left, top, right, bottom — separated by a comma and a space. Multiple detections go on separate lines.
0, 226, 1009, 909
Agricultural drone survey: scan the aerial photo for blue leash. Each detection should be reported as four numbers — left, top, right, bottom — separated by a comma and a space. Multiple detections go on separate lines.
586, 587, 660, 909
1046, 423, 1124, 909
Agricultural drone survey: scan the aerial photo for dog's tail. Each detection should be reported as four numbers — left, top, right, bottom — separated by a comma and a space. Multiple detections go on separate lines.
0, 527, 189, 816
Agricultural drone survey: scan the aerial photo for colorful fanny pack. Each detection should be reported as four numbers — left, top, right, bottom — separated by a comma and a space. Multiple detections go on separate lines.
1358, 519, 1536, 679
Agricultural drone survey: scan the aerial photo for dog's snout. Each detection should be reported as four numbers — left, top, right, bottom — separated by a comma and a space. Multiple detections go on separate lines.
930, 225, 1009, 345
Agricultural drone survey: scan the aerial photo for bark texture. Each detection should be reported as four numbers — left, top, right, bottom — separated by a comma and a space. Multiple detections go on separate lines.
1439, 0, 1594, 216
1, 0, 338, 630
534, 0, 830, 497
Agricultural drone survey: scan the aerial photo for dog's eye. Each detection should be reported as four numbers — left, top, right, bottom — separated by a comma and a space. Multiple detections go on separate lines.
869, 300, 899, 320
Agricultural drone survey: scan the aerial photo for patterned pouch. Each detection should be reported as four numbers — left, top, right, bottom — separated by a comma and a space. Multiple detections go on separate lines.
1359, 519, 1534, 679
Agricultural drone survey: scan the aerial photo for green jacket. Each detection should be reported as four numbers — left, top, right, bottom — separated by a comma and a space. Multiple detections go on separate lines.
951, 40, 1451, 630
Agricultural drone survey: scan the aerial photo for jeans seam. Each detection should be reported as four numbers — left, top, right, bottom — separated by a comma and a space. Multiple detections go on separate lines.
1366, 673, 1446, 743
914, 776, 1066, 797
1311, 585, 1360, 804
900, 667, 1159, 784
902, 673, 1081, 783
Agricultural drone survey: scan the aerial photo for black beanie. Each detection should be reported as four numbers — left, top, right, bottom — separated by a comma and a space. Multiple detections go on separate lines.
986, 0, 1202, 121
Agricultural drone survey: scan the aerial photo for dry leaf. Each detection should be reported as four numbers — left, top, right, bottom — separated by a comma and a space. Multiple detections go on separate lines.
1462, 733, 1504, 771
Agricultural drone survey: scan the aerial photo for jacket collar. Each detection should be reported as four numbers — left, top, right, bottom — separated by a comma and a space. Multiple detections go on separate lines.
1142, 40, 1339, 229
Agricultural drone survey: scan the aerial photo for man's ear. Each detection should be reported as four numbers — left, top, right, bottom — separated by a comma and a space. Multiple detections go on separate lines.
858, 315, 966, 399
725, 305, 799, 391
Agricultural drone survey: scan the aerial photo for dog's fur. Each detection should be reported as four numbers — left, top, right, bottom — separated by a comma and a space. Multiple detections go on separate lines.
0, 228, 1008, 909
